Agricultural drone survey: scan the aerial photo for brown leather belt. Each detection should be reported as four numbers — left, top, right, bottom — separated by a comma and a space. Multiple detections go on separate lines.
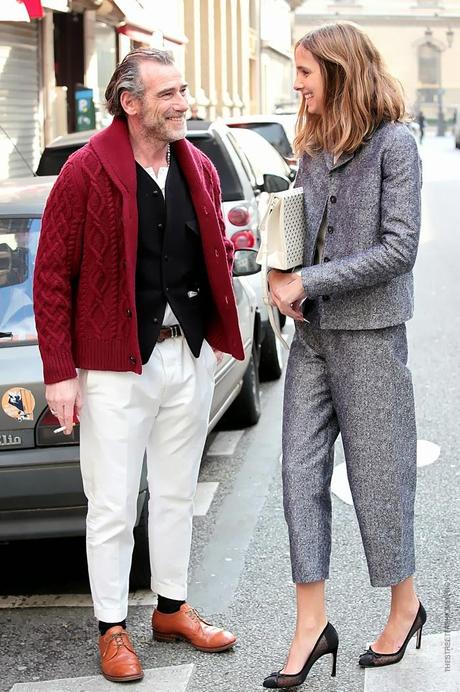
157, 324, 182, 343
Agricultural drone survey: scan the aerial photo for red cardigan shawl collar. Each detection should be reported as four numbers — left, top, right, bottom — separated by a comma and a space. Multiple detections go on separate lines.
89, 117, 212, 210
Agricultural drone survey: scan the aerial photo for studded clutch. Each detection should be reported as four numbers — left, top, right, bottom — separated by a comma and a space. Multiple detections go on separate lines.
257, 187, 306, 271
256, 188, 306, 348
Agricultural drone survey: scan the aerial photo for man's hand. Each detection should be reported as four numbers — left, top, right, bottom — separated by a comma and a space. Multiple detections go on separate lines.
268, 270, 306, 321
45, 377, 82, 435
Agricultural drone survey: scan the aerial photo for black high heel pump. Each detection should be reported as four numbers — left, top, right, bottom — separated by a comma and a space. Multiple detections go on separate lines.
359, 601, 427, 668
263, 622, 339, 689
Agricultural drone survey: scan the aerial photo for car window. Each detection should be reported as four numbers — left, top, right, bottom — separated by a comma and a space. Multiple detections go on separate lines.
187, 134, 244, 202
235, 123, 293, 158
230, 128, 291, 180
224, 130, 258, 187
36, 146, 80, 176
0, 217, 40, 346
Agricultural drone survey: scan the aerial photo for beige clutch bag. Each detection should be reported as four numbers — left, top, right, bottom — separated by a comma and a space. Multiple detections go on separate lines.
256, 188, 306, 348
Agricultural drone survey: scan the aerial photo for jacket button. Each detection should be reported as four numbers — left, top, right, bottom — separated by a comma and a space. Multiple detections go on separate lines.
323, 257, 330, 263
322, 295, 330, 302
215, 249, 219, 258
153, 190, 159, 196
126, 308, 132, 318
330, 195, 337, 204
153, 317, 158, 324
157, 223, 163, 230
327, 225, 334, 234
164, 255, 168, 261
129, 355, 136, 364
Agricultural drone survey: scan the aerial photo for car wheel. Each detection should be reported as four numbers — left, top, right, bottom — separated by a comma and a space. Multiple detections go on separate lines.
224, 344, 261, 427
130, 496, 151, 590
259, 311, 284, 382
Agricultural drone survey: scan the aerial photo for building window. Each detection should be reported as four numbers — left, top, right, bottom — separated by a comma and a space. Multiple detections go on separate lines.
418, 42, 440, 85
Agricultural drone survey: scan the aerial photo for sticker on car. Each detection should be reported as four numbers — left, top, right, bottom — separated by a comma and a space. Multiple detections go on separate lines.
1, 387, 36, 422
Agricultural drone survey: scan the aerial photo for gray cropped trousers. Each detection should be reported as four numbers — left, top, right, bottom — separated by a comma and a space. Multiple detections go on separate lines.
282, 322, 417, 587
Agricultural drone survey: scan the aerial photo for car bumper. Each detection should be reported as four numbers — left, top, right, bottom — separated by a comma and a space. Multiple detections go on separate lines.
0, 446, 147, 541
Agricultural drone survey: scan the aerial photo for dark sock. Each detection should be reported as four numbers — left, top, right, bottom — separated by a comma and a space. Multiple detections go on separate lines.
156, 595, 185, 614
98, 619, 127, 636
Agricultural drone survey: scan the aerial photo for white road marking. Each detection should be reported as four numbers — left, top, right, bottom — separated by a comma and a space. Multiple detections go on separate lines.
364, 631, 459, 692
206, 429, 245, 456
417, 439, 441, 467
0, 594, 92, 609
10, 664, 194, 691
331, 439, 441, 505
0, 590, 157, 609
193, 481, 219, 516
331, 461, 354, 505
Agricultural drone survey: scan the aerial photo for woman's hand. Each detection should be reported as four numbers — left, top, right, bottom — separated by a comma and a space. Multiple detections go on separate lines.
268, 270, 306, 321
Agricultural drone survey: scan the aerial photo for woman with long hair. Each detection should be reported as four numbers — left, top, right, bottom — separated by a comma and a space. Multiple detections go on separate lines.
263, 22, 426, 689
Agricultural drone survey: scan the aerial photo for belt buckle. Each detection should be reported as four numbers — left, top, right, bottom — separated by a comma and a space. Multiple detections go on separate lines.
170, 325, 180, 338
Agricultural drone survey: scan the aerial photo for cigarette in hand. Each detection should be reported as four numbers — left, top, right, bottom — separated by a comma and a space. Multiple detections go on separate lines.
53, 423, 76, 434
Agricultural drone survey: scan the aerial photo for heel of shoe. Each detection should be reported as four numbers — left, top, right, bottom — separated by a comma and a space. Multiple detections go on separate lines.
416, 626, 423, 650
331, 648, 338, 677
152, 629, 178, 643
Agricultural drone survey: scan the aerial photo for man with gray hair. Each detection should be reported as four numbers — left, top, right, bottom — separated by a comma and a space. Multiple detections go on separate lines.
34, 48, 243, 682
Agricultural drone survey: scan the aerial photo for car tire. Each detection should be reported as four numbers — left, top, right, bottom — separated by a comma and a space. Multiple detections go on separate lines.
224, 344, 261, 427
259, 311, 284, 381
130, 496, 151, 590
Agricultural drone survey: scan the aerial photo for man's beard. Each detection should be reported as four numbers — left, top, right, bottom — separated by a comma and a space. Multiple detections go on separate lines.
139, 110, 186, 143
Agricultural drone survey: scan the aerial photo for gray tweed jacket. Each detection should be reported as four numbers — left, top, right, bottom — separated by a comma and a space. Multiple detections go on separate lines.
296, 121, 422, 329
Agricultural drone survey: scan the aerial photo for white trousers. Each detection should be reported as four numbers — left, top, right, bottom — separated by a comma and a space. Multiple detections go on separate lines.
79, 337, 216, 622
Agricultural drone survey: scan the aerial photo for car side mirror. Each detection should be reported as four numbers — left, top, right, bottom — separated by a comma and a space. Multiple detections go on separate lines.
263, 173, 290, 193
232, 249, 261, 276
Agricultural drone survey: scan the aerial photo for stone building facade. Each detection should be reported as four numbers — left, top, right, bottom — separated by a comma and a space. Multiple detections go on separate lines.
295, 0, 460, 123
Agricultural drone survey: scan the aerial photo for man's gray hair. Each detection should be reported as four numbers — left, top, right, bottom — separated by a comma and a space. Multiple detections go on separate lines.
105, 48, 175, 118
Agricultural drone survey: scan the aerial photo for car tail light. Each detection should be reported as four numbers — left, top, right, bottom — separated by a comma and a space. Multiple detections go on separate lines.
228, 206, 251, 227
231, 230, 256, 249
36, 407, 80, 447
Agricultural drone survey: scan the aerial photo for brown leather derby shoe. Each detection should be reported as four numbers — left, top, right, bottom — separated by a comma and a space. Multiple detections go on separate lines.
152, 603, 237, 653
99, 626, 144, 683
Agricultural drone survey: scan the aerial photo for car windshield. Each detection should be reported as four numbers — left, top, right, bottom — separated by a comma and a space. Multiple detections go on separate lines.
0, 217, 40, 346
230, 129, 291, 180
239, 123, 293, 158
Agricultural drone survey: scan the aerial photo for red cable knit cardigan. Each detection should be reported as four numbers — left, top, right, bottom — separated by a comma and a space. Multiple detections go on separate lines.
33, 118, 245, 385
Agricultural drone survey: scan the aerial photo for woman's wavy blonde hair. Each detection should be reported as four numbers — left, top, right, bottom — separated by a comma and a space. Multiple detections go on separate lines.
294, 22, 408, 157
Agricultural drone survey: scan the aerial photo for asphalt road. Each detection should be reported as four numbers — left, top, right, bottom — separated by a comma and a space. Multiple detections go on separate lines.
0, 133, 459, 692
